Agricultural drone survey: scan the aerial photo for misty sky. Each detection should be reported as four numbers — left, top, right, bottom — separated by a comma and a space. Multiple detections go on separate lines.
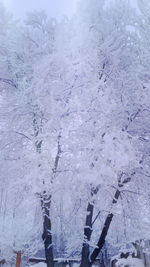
1, 0, 139, 22
1, 0, 79, 21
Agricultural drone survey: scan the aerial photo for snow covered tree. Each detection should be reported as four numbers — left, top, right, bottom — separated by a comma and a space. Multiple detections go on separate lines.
70, 0, 150, 265
1, 1, 150, 266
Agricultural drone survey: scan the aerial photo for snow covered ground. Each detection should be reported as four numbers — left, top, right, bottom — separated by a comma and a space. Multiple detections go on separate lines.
28, 263, 46, 267
27, 263, 77, 267
28, 258, 145, 267
116, 256, 144, 267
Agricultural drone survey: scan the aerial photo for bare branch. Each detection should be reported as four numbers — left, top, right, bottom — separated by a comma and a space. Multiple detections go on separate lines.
92, 211, 101, 226
15, 131, 31, 140
0, 78, 17, 88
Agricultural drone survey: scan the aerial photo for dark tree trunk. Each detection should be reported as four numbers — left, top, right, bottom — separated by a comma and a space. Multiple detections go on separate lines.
41, 134, 61, 267
90, 213, 113, 264
90, 189, 120, 264
80, 186, 100, 267
80, 202, 94, 267
33, 117, 62, 267
42, 193, 54, 267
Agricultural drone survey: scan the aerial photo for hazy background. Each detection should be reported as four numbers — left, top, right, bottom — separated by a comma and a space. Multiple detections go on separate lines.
0, 0, 79, 21
0, 0, 139, 22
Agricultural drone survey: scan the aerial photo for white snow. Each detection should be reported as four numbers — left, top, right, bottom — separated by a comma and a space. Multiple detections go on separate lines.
28, 263, 46, 267
116, 256, 144, 267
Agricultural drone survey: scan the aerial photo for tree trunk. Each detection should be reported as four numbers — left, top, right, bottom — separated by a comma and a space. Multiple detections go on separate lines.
41, 134, 61, 267
80, 202, 94, 267
80, 186, 100, 267
42, 193, 54, 267
90, 189, 120, 264
33, 116, 62, 267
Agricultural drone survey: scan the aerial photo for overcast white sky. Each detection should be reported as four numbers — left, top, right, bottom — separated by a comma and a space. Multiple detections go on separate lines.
1, 0, 79, 21
1, 0, 139, 22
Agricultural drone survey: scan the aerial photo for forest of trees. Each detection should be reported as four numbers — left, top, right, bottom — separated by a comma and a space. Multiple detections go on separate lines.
0, 0, 150, 266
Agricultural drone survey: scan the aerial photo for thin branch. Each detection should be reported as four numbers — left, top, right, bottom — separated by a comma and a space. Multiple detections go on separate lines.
1, 142, 15, 150
121, 189, 142, 195
15, 131, 31, 140
92, 211, 101, 226
0, 78, 17, 88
